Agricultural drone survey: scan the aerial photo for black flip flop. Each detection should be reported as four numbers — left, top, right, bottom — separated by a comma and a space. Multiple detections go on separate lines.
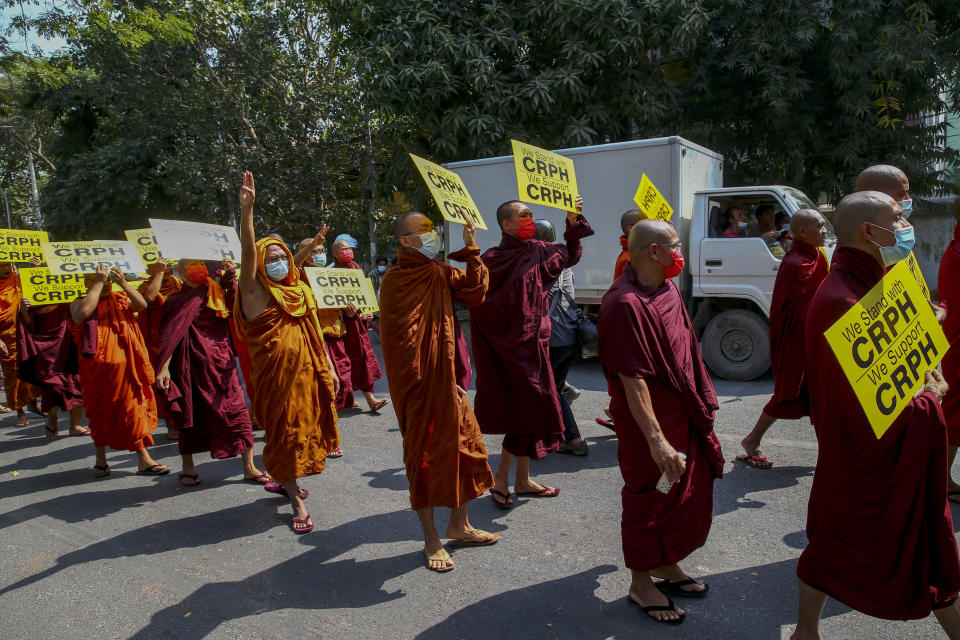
627, 594, 685, 625
654, 578, 709, 598
93, 464, 110, 478
137, 464, 170, 476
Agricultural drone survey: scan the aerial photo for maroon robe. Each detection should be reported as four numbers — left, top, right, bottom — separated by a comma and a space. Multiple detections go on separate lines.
17, 305, 83, 412
800, 245, 960, 619
470, 216, 594, 458
598, 264, 724, 570
939, 223, 960, 445
763, 240, 828, 419
325, 336, 354, 409
155, 269, 253, 459
335, 260, 382, 393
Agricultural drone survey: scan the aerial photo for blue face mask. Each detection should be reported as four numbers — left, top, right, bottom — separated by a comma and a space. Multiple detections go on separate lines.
869, 223, 915, 267
377, 265, 387, 273
898, 198, 913, 218
265, 259, 290, 281
416, 230, 441, 260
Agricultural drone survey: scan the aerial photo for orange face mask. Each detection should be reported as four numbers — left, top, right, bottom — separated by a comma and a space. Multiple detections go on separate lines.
186, 264, 209, 285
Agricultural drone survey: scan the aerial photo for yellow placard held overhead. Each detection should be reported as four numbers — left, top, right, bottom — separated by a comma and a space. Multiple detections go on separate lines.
124, 228, 168, 265
633, 174, 674, 221
511, 140, 579, 212
19, 267, 86, 305
41, 240, 146, 275
0, 229, 49, 263
303, 267, 379, 313
824, 259, 949, 439
410, 154, 487, 230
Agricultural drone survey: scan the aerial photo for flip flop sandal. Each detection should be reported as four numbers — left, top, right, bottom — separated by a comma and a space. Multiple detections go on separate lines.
595, 417, 616, 431
369, 399, 390, 413
137, 464, 171, 476
736, 454, 773, 469
69, 427, 92, 437
489, 488, 513, 509
448, 531, 500, 548
178, 472, 201, 487
627, 594, 685, 625
653, 578, 709, 598
244, 472, 271, 484
517, 485, 560, 498
93, 464, 111, 478
424, 549, 455, 573
291, 515, 314, 535
327, 447, 343, 458
0, 405, 11, 413
264, 482, 309, 500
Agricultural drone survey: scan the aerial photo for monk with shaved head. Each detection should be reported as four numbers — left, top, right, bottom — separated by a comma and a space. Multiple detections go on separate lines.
614, 209, 645, 280
740, 209, 829, 467
791, 191, 960, 639
598, 219, 724, 625
854, 164, 913, 216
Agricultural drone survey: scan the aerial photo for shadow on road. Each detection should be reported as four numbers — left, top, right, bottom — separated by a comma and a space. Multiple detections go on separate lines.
714, 464, 814, 517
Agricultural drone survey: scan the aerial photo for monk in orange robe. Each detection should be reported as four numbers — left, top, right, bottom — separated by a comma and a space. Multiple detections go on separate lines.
235, 171, 341, 534
381, 212, 497, 572
138, 258, 182, 439
69, 265, 168, 477
0, 262, 42, 425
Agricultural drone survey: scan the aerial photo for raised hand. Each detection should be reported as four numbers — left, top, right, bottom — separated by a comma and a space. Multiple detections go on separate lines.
922, 369, 949, 400
314, 224, 329, 248
94, 263, 110, 284
344, 302, 358, 318
462, 216, 477, 247
239, 171, 256, 210
108, 266, 126, 285
28, 257, 41, 267
147, 257, 169, 276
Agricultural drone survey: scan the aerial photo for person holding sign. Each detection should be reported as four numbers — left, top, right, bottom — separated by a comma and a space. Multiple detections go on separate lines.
138, 258, 183, 440
330, 236, 389, 413
739, 209, 828, 468
0, 262, 42, 425
792, 192, 960, 639
69, 265, 169, 477
153, 259, 267, 487
597, 219, 723, 625
380, 212, 497, 572
235, 171, 341, 535
470, 196, 593, 507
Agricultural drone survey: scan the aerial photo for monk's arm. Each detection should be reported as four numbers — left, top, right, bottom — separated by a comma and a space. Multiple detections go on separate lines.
18, 299, 34, 329
619, 374, 686, 484
117, 276, 148, 312
140, 261, 168, 305
237, 171, 268, 321
70, 289, 102, 324
447, 245, 488, 306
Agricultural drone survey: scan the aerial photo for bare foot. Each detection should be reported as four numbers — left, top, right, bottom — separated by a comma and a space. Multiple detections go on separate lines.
15, 411, 29, 427
789, 630, 822, 640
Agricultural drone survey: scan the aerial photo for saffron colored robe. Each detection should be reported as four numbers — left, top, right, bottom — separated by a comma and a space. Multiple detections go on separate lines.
939, 223, 960, 445
613, 235, 629, 281
800, 246, 960, 619
333, 259, 382, 393
470, 216, 594, 458
234, 239, 339, 484
0, 274, 40, 409
70, 292, 158, 451
17, 305, 82, 411
598, 265, 724, 570
380, 246, 494, 510
156, 271, 253, 458
762, 239, 828, 419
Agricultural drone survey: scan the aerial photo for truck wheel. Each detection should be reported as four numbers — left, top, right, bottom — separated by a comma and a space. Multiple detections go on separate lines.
701, 310, 770, 381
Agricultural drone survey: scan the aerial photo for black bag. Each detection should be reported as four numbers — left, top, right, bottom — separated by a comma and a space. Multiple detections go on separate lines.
558, 288, 598, 354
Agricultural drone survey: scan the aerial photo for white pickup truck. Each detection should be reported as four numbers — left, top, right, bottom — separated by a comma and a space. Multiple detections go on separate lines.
443, 136, 837, 381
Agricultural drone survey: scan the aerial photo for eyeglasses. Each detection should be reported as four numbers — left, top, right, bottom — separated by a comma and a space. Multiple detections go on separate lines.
639, 242, 682, 251
402, 227, 434, 237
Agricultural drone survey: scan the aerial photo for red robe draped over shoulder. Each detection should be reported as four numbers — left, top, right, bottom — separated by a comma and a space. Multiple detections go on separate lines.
939, 223, 960, 445
470, 216, 594, 458
331, 259, 382, 394
763, 239, 828, 419
17, 305, 82, 411
380, 246, 493, 510
598, 264, 724, 570
317, 308, 354, 410
800, 245, 960, 620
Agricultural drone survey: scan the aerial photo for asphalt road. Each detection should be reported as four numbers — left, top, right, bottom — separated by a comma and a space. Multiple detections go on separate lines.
1, 340, 957, 640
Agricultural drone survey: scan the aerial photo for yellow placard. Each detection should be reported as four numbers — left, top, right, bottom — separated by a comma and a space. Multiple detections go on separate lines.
904, 251, 929, 300
410, 154, 487, 230
633, 174, 674, 221
824, 259, 949, 438
511, 140, 579, 212
303, 267, 379, 313
0, 229, 49, 263
124, 228, 169, 265
19, 267, 86, 305
41, 240, 146, 275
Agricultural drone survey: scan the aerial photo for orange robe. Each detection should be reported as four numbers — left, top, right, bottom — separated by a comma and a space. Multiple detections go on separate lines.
614, 235, 630, 280
70, 292, 158, 451
138, 276, 182, 422
234, 239, 339, 484
0, 274, 40, 409
228, 317, 256, 409
380, 247, 494, 510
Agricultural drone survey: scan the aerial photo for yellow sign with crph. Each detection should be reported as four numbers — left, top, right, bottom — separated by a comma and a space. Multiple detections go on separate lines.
824, 259, 949, 439
41, 240, 146, 275
410, 154, 487, 230
303, 267, 379, 313
633, 174, 674, 221
124, 228, 168, 265
0, 229, 49, 263
511, 140, 579, 212
19, 267, 86, 305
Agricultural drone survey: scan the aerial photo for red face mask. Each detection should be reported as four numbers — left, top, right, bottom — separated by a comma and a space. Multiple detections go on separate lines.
505, 217, 536, 240
338, 248, 355, 263
186, 264, 209, 285
654, 245, 685, 279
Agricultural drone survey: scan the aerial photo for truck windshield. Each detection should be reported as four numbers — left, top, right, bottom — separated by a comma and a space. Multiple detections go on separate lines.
780, 187, 818, 213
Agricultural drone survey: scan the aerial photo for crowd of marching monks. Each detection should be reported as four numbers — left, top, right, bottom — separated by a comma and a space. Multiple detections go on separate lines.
5, 165, 960, 636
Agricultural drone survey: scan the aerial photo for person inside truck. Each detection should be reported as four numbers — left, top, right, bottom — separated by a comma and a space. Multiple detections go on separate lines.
720, 206, 747, 237
748, 204, 786, 258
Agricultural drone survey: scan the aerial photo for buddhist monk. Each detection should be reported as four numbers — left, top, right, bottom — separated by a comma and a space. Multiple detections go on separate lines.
329, 236, 388, 413
854, 164, 914, 217
0, 262, 42, 425
940, 197, 960, 501
470, 195, 593, 507
792, 191, 960, 639
154, 258, 267, 486
380, 212, 498, 572
69, 265, 168, 477
235, 171, 340, 534
598, 219, 723, 625
739, 209, 828, 468
139, 258, 182, 439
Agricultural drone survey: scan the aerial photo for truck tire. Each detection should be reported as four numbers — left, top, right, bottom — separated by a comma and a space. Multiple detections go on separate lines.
700, 310, 771, 381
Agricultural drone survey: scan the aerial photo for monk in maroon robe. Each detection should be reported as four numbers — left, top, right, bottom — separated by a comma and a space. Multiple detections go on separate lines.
470, 196, 593, 507
792, 191, 960, 639
155, 259, 267, 486
939, 197, 960, 499
739, 209, 828, 468
330, 236, 388, 413
598, 219, 723, 625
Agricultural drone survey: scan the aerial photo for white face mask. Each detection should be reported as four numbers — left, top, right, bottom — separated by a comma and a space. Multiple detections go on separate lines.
416, 230, 441, 260
265, 259, 290, 281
